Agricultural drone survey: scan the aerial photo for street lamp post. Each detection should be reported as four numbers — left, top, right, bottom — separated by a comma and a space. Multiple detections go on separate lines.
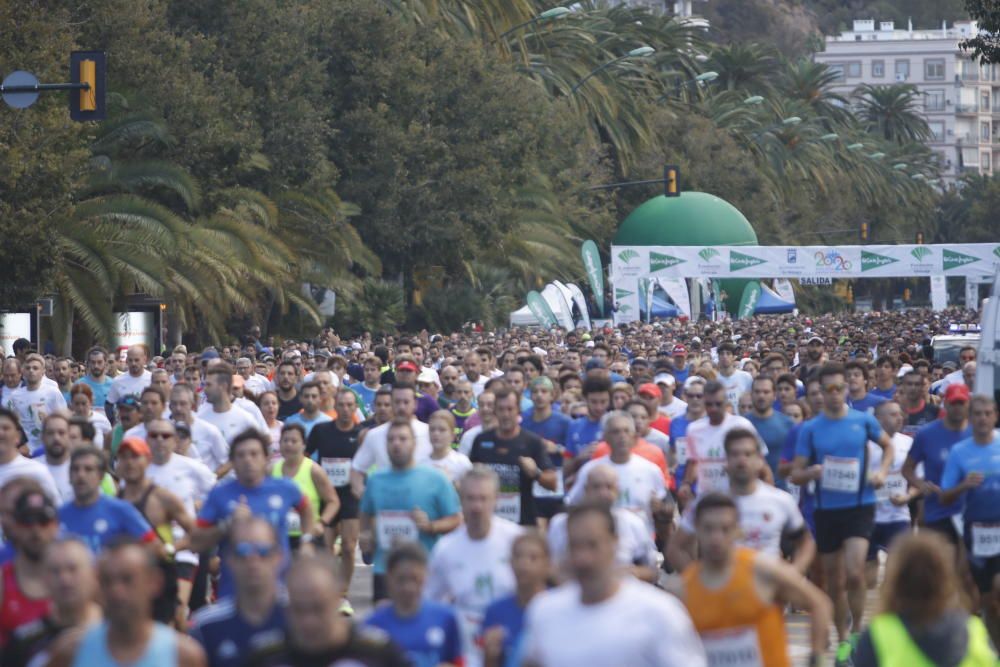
498, 7, 572, 40
571, 46, 656, 94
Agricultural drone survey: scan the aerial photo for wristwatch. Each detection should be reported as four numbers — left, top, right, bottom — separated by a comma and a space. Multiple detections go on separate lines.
300, 533, 315, 544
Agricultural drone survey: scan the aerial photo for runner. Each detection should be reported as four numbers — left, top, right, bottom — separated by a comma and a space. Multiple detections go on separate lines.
790, 362, 895, 666
271, 423, 338, 550
75, 347, 113, 415
669, 378, 706, 507
745, 375, 794, 486
196, 366, 260, 447
169, 383, 230, 478
717, 342, 753, 413
426, 410, 472, 483
677, 492, 831, 667
41, 413, 73, 503
273, 361, 302, 420
520, 502, 706, 667
897, 371, 940, 438
7, 353, 67, 455
282, 381, 332, 439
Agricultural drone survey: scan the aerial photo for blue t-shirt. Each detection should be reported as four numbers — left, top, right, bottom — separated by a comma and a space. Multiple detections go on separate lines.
0, 542, 14, 566
746, 412, 794, 489
364, 601, 463, 667
565, 417, 603, 457
197, 477, 304, 597
522, 410, 572, 472
942, 435, 1000, 523
870, 386, 896, 401
359, 467, 460, 574
907, 419, 972, 522
781, 423, 815, 519
941, 432, 1000, 522
58, 496, 153, 554
351, 382, 378, 415
795, 409, 883, 510
670, 414, 692, 489
481, 594, 526, 667
190, 597, 285, 667
282, 411, 332, 438
75, 375, 114, 411
847, 392, 887, 415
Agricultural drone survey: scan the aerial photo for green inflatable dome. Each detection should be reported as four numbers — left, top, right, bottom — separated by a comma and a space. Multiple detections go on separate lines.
614, 192, 758, 316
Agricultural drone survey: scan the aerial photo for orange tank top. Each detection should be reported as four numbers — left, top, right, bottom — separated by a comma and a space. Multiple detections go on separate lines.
681, 547, 790, 667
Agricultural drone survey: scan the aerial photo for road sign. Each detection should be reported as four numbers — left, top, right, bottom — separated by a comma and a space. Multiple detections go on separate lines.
2, 71, 40, 108
799, 277, 833, 286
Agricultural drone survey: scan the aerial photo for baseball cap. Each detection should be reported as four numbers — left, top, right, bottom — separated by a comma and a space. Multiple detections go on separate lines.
417, 368, 440, 388
173, 421, 192, 438
201, 349, 221, 361
637, 383, 662, 399
672, 344, 687, 356
118, 436, 151, 458
944, 384, 971, 404
315, 349, 332, 359
13, 489, 57, 524
117, 395, 139, 409
654, 372, 676, 387
807, 335, 824, 345
396, 360, 419, 373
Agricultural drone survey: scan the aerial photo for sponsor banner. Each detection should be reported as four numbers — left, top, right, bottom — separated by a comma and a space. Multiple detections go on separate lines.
930, 275, 948, 311
610, 244, 1000, 280
565, 283, 592, 330
737, 282, 761, 320
581, 240, 605, 316
773, 278, 795, 303
613, 279, 641, 325
967, 278, 981, 310
541, 284, 575, 331
658, 278, 692, 318
526, 291, 557, 328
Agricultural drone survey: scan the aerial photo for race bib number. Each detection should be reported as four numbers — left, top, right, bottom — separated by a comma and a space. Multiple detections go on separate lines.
321, 457, 352, 487
286, 508, 302, 534
822, 456, 861, 493
533, 469, 563, 499
702, 627, 764, 667
972, 523, 1000, 558
787, 483, 800, 504
698, 460, 729, 494
376, 511, 418, 551
875, 473, 908, 503
495, 493, 521, 523
675, 437, 689, 465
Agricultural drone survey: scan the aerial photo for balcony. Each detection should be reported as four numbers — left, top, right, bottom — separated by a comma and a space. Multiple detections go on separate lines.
956, 103, 980, 113
955, 132, 992, 145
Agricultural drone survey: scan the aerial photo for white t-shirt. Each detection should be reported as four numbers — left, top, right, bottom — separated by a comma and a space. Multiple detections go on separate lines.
7, 385, 68, 450
187, 417, 230, 475
0, 455, 59, 502
458, 425, 482, 457
196, 403, 259, 445
686, 414, 762, 495
719, 368, 754, 412
566, 455, 667, 534
234, 397, 268, 432
463, 374, 488, 398
643, 428, 671, 456
680, 483, 804, 557
424, 450, 472, 483
45, 459, 72, 503
88, 410, 112, 441
659, 397, 688, 420
106, 371, 152, 404
521, 577, 707, 667
351, 418, 431, 474
147, 453, 217, 565
426, 518, 522, 667
868, 431, 915, 524
244, 374, 273, 396
548, 507, 657, 570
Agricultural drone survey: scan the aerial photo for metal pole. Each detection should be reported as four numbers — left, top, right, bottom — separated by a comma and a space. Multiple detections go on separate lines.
0, 82, 89, 93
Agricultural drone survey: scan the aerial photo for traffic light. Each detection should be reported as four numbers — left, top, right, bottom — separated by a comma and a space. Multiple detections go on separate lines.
915, 231, 924, 245
664, 165, 680, 197
69, 51, 106, 121
859, 222, 869, 241
903, 287, 911, 301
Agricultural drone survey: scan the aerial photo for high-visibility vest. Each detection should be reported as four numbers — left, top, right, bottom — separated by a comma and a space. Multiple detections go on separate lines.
869, 613, 997, 667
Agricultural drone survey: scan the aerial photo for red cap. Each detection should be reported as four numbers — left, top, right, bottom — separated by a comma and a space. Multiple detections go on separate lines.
637, 383, 662, 399
396, 360, 419, 373
672, 344, 687, 356
118, 437, 151, 458
944, 383, 971, 404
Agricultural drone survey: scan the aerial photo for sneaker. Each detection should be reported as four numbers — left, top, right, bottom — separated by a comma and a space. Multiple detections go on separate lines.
835, 639, 853, 667
338, 598, 355, 617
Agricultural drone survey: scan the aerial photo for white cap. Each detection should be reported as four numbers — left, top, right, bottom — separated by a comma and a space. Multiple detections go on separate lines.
654, 372, 676, 386
418, 367, 441, 389
532, 346, 548, 357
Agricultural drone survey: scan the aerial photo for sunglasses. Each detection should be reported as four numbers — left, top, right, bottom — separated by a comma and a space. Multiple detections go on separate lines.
16, 514, 55, 527
686, 393, 704, 399
147, 432, 173, 439
233, 542, 277, 559
704, 400, 725, 407
823, 383, 846, 393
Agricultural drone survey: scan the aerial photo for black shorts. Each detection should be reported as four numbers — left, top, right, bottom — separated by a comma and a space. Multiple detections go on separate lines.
923, 516, 961, 545
965, 522, 1000, 593
334, 486, 359, 522
373, 573, 387, 603
534, 497, 564, 520
175, 562, 196, 582
866, 521, 910, 560
814, 505, 875, 554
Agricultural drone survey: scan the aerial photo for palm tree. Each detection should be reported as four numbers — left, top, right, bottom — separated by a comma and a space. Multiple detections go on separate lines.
778, 60, 853, 128
853, 83, 931, 143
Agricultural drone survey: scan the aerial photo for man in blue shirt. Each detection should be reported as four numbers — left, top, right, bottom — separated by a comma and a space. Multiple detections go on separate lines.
903, 383, 972, 546
364, 542, 463, 667
941, 394, 1000, 646
564, 372, 611, 459
791, 363, 894, 667
745, 376, 794, 488
844, 360, 886, 415
191, 430, 313, 598
360, 418, 462, 602
282, 381, 331, 438
190, 516, 286, 667
670, 378, 706, 507
351, 356, 382, 415
58, 445, 155, 554
75, 346, 113, 415
522, 377, 571, 525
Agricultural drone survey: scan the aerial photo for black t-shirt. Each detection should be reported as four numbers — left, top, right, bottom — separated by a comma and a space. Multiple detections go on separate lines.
248, 626, 410, 667
903, 400, 940, 437
308, 421, 362, 497
2, 615, 66, 667
470, 427, 552, 526
278, 394, 303, 420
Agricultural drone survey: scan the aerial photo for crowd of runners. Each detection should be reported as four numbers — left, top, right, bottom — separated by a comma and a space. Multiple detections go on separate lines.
0, 307, 997, 666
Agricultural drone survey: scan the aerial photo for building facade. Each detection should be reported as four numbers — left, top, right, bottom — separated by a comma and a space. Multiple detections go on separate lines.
814, 19, 999, 184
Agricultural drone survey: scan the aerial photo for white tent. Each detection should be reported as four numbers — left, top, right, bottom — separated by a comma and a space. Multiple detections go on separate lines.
509, 305, 541, 327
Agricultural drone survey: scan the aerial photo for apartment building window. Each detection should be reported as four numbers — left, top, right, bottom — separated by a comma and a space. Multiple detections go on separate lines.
927, 121, 945, 141
872, 60, 885, 78
983, 152, 991, 170
828, 63, 846, 82
847, 61, 862, 78
961, 60, 980, 81
924, 58, 946, 80
925, 89, 946, 111
894, 60, 910, 80
982, 122, 991, 141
